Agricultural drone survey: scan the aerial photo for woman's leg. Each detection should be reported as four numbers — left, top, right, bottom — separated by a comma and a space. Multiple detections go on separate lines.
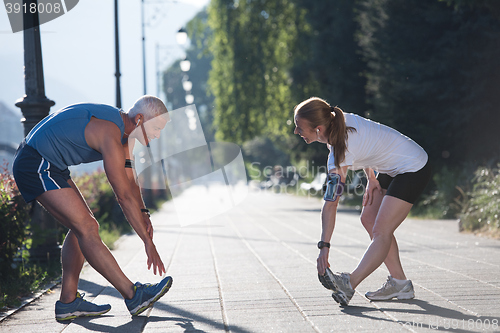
350, 195, 413, 289
360, 190, 408, 281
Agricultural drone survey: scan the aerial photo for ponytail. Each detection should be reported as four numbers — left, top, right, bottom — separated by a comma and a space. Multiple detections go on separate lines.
294, 97, 355, 169
328, 106, 355, 169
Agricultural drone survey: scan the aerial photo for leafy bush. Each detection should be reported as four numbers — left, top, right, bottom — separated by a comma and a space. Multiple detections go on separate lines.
412, 166, 468, 219
0, 166, 50, 310
459, 165, 500, 232
0, 168, 30, 272
413, 163, 500, 234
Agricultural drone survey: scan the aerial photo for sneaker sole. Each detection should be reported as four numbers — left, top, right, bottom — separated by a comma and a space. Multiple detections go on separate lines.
365, 291, 415, 301
55, 307, 111, 321
331, 291, 350, 306
328, 274, 353, 306
131, 277, 173, 316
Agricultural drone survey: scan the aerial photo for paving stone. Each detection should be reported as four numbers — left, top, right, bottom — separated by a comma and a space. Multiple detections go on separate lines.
2, 191, 500, 332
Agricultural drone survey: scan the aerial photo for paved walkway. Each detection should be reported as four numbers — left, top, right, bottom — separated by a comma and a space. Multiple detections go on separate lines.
1, 190, 500, 332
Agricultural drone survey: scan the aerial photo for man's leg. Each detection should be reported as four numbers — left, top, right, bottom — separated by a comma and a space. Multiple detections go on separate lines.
59, 180, 92, 303
351, 195, 413, 289
360, 189, 408, 281
60, 231, 85, 303
37, 187, 135, 300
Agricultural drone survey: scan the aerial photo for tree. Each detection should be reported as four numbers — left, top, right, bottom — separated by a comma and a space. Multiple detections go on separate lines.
207, 0, 369, 167
293, 0, 369, 114
208, 0, 309, 143
357, 0, 500, 165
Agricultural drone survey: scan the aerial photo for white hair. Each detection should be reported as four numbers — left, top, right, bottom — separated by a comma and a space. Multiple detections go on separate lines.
128, 95, 168, 119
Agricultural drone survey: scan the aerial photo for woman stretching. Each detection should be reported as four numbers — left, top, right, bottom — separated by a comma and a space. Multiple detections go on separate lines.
293, 97, 431, 306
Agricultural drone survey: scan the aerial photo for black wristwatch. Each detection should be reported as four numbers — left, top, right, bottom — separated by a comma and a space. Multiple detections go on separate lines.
317, 241, 330, 249
141, 208, 150, 217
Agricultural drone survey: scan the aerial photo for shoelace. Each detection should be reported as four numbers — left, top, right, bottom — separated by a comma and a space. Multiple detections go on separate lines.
377, 277, 395, 292
340, 274, 350, 287
75, 292, 90, 303
137, 283, 155, 293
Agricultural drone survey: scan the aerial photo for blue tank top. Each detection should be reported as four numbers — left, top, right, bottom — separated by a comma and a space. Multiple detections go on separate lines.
26, 103, 125, 170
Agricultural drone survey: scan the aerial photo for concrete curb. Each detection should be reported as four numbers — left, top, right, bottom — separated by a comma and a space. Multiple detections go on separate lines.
0, 278, 61, 323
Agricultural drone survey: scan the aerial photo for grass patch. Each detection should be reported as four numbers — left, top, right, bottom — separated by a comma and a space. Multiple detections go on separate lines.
0, 258, 61, 311
99, 227, 123, 250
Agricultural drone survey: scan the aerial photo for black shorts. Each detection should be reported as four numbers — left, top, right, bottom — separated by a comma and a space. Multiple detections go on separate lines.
12, 141, 71, 203
376, 160, 432, 204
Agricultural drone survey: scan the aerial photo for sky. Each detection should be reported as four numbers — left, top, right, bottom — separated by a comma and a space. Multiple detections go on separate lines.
0, 0, 210, 116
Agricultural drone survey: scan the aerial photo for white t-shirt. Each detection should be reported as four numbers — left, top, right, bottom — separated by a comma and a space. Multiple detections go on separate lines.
327, 113, 428, 177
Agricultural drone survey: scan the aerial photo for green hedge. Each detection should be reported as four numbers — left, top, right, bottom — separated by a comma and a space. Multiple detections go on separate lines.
0, 167, 38, 309
459, 165, 500, 232
414, 163, 500, 236
0, 170, 30, 268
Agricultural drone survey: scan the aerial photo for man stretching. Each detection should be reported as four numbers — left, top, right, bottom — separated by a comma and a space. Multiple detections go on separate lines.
13, 95, 172, 321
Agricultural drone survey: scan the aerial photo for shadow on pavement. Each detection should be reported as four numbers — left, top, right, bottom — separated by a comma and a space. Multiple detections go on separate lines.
69, 303, 253, 333
70, 315, 146, 332
341, 299, 499, 333
77, 279, 121, 300
70, 316, 206, 333
155, 302, 253, 333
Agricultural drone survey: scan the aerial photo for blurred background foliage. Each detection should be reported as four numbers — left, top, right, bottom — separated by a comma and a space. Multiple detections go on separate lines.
72, 171, 130, 249
162, 0, 500, 233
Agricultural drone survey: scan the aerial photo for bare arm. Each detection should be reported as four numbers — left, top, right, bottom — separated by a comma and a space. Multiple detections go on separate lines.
363, 167, 377, 182
123, 140, 154, 239
363, 167, 382, 206
85, 119, 165, 275
317, 166, 348, 274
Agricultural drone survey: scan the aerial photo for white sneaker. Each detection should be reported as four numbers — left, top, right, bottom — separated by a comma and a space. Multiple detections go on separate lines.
365, 276, 415, 301
330, 272, 355, 306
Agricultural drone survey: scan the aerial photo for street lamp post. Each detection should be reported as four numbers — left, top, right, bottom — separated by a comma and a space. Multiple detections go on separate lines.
15, 0, 60, 262
176, 27, 187, 46
156, 43, 173, 106
115, 0, 122, 108
176, 27, 193, 105
16, 1, 55, 135
141, 0, 147, 95
140, 0, 155, 206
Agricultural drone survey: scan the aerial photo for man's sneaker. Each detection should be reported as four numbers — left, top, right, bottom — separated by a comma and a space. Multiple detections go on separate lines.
55, 292, 111, 321
365, 276, 415, 301
125, 276, 173, 316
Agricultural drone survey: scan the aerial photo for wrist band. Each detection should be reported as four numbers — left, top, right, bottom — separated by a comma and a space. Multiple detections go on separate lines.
141, 208, 150, 217
125, 159, 135, 169
318, 241, 330, 249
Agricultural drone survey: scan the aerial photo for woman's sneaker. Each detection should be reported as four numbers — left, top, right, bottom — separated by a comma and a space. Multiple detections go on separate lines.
365, 276, 415, 301
319, 268, 355, 306
329, 272, 355, 306
125, 276, 173, 316
55, 292, 111, 321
